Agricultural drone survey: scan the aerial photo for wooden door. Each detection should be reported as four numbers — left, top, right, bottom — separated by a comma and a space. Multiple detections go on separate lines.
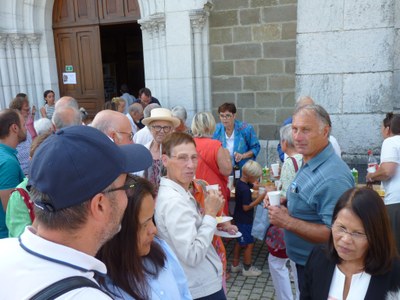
54, 26, 104, 114
53, 0, 140, 115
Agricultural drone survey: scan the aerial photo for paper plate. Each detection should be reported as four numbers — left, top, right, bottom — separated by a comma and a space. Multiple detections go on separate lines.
216, 216, 233, 224
215, 230, 242, 238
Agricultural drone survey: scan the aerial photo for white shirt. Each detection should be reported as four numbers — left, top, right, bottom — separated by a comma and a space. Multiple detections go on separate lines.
0, 227, 111, 299
380, 135, 400, 205
133, 126, 153, 145
328, 265, 371, 300
226, 130, 235, 158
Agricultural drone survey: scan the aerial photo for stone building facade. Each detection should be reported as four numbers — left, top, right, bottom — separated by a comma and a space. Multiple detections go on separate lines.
0, 0, 398, 168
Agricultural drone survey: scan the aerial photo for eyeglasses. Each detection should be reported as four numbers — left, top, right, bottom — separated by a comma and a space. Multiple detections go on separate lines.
151, 125, 172, 133
170, 154, 198, 164
103, 183, 135, 194
219, 113, 233, 119
332, 224, 367, 241
117, 131, 134, 141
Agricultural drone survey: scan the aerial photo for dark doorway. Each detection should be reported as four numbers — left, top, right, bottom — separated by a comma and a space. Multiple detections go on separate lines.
100, 23, 144, 102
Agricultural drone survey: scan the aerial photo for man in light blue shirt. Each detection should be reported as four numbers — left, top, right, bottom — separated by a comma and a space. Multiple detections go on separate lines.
268, 104, 354, 292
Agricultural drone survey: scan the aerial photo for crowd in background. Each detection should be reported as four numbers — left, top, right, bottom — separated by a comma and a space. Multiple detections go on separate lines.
0, 85, 399, 300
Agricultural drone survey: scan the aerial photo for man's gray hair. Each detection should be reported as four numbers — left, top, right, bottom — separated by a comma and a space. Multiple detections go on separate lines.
279, 124, 294, 147
128, 102, 143, 114
143, 103, 160, 118
52, 106, 82, 130
171, 105, 187, 122
34, 118, 53, 135
294, 104, 332, 131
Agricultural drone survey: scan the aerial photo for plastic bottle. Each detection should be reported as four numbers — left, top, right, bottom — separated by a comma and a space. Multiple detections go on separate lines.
351, 168, 358, 186
367, 150, 378, 173
233, 163, 240, 187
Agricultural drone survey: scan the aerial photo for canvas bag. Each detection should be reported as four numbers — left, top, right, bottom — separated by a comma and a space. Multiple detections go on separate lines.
251, 203, 270, 240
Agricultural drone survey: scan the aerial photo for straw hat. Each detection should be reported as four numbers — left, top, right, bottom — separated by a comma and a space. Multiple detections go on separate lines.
141, 108, 180, 128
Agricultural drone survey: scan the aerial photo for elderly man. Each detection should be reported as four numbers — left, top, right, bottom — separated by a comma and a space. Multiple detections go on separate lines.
52, 106, 82, 130
0, 109, 26, 238
126, 102, 143, 135
268, 105, 354, 291
155, 132, 226, 299
0, 125, 152, 298
92, 110, 133, 145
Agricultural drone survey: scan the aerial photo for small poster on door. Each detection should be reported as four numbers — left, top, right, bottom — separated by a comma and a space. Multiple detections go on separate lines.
63, 72, 77, 84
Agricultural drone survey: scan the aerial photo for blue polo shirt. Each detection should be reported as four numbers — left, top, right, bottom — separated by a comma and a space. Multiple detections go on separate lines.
285, 143, 354, 266
0, 143, 24, 238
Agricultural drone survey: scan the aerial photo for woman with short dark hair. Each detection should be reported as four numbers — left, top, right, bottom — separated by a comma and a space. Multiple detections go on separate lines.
301, 188, 400, 299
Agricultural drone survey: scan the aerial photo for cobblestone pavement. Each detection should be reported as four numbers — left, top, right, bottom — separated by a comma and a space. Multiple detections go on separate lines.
224, 238, 277, 299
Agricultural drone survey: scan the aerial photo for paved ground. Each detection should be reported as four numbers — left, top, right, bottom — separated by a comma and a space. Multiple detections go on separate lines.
224, 238, 297, 300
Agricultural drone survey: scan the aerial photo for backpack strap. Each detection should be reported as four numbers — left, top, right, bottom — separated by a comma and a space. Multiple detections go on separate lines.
289, 156, 299, 173
12, 188, 35, 222
30, 276, 104, 300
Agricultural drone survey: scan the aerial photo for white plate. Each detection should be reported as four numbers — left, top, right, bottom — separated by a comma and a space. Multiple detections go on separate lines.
215, 230, 242, 238
216, 216, 233, 224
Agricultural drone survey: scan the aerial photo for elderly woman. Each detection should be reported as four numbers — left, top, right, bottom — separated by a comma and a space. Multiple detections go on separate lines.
156, 132, 226, 299
302, 188, 400, 299
171, 105, 189, 133
191, 112, 232, 215
213, 102, 260, 171
139, 108, 180, 193
97, 175, 191, 300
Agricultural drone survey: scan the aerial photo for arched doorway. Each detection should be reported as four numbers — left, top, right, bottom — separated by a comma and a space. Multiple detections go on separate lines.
52, 0, 143, 116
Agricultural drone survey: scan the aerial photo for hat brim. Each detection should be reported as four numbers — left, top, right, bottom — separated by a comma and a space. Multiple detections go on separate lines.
119, 143, 153, 173
141, 116, 180, 128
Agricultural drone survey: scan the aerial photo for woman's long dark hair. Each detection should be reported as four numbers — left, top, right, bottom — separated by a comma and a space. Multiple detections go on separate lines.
97, 175, 166, 300
327, 187, 398, 275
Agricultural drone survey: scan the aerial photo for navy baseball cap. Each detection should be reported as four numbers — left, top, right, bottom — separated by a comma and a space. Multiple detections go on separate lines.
29, 125, 152, 211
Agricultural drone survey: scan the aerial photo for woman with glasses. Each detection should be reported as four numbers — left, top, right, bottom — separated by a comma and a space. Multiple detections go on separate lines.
301, 188, 400, 299
139, 108, 180, 194
213, 103, 260, 172
97, 175, 191, 300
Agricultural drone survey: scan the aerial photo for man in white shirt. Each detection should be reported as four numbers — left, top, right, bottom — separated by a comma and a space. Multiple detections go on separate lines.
0, 125, 152, 299
126, 102, 143, 135
92, 110, 134, 145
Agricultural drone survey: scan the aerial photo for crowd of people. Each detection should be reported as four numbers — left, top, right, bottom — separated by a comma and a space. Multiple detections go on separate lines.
0, 86, 399, 300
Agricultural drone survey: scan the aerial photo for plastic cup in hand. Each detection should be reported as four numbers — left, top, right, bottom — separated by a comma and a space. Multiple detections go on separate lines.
271, 163, 280, 177
268, 191, 281, 207
228, 175, 234, 189
367, 166, 376, 173
275, 180, 282, 190
259, 187, 266, 195
206, 184, 219, 191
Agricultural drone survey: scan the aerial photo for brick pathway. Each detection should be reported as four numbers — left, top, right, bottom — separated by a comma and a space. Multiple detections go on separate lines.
224, 238, 277, 299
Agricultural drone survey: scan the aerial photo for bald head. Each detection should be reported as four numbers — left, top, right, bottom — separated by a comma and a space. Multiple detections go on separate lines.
55, 96, 79, 110
91, 110, 133, 145
295, 96, 315, 109
52, 106, 82, 130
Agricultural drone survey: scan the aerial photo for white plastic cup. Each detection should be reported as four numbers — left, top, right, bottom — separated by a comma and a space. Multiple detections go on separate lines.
275, 180, 282, 190
268, 191, 281, 206
228, 175, 234, 189
367, 166, 376, 173
271, 163, 280, 177
206, 184, 219, 191
259, 187, 266, 194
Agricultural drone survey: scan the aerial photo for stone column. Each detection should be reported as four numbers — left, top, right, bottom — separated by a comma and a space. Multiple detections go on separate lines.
138, 19, 156, 93
10, 34, 27, 94
190, 9, 209, 113
27, 33, 43, 110
0, 34, 12, 106
153, 13, 168, 107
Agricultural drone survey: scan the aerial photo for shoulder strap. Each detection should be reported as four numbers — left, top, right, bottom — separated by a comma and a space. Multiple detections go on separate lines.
289, 156, 299, 172
30, 276, 104, 300
13, 188, 35, 222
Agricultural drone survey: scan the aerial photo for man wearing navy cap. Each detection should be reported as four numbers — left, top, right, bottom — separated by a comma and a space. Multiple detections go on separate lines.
0, 125, 152, 299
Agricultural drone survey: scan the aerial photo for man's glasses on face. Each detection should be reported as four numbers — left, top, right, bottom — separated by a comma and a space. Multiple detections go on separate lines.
219, 113, 233, 119
151, 125, 172, 133
170, 154, 198, 164
117, 131, 134, 141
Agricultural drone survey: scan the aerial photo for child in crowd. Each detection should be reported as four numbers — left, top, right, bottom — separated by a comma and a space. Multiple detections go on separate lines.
232, 160, 266, 276
40, 90, 55, 119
